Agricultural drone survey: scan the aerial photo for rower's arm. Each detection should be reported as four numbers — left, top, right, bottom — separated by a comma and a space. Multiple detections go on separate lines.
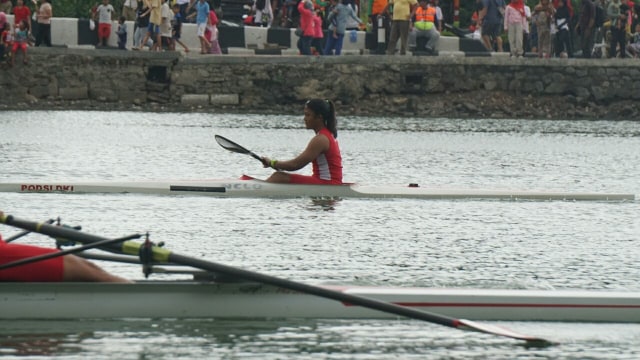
271, 134, 329, 171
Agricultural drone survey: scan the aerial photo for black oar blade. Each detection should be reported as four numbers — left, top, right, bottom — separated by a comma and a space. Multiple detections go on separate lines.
215, 135, 263, 162
215, 135, 249, 154
457, 319, 555, 347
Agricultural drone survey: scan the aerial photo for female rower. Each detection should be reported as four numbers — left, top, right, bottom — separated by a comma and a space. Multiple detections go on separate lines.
261, 99, 343, 184
0, 212, 130, 283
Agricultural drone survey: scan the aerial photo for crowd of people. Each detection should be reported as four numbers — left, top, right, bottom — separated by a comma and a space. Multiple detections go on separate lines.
0, 0, 51, 66
2, 0, 640, 57
470, 0, 640, 58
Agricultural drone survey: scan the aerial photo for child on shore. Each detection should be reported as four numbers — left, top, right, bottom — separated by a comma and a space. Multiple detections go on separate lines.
170, 3, 189, 52
0, 22, 10, 62
95, 0, 115, 47
11, 19, 28, 66
116, 16, 127, 49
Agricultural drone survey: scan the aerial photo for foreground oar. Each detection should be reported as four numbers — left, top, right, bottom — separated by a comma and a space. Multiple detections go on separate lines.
4, 219, 55, 243
0, 214, 554, 346
215, 134, 263, 163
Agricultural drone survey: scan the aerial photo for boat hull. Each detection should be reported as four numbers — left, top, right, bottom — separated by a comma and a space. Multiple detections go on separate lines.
1, 282, 639, 322
0, 178, 634, 201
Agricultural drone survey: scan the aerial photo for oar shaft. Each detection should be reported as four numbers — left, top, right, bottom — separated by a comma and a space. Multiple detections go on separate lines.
4, 219, 55, 243
168, 253, 456, 327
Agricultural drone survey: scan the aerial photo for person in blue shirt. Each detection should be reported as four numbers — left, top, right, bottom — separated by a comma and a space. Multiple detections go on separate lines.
323, 0, 363, 55
188, 0, 211, 53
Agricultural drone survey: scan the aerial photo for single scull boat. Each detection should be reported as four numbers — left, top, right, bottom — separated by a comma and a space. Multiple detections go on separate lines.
0, 176, 634, 201
1, 281, 638, 322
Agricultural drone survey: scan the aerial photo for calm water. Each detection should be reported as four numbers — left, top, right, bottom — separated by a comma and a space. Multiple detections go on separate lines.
0, 111, 639, 359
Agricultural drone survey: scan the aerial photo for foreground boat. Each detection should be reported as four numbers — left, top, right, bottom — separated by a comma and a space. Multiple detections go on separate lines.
1, 281, 638, 322
0, 176, 634, 201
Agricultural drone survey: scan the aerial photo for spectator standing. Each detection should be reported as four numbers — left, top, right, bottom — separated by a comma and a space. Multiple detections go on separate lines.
478, 0, 504, 52
95, 0, 115, 47
608, 0, 627, 57
133, 1, 151, 49
138, 0, 162, 51
554, 0, 572, 57
504, 0, 527, 57
576, 0, 596, 58
160, 0, 172, 50
123, 0, 138, 21
188, 0, 211, 54
34, 0, 52, 47
116, 15, 127, 49
170, 3, 189, 52
12, 0, 32, 32
297, 0, 314, 55
533, 0, 553, 57
370, 0, 389, 50
324, 0, 363, 55
206, 8, 221, 54
384, 0, 418, 55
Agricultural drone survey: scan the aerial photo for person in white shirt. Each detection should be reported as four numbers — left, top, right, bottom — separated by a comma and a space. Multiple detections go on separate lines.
160, 0, 173, 50
95, 0, 115, 47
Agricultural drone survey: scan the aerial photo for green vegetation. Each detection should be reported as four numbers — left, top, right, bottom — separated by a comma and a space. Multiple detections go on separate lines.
51, 0, 124, 18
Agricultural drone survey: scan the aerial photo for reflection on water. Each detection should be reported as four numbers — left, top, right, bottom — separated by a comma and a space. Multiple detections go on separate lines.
1, 112, 639, 359
3, 319, 640, 359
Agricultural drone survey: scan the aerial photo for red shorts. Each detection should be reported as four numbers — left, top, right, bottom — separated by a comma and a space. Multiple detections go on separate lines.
289, 174, 341, 185
0, 240, 64, 281
11, 42, 27, 52
98, 23, 112, 40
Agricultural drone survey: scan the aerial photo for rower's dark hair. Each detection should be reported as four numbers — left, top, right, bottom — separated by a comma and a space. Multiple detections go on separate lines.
306, 99, 338, 138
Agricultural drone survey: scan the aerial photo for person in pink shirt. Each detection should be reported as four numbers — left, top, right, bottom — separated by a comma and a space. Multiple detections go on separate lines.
504, 0, 528, 57
261, 99, 343, 185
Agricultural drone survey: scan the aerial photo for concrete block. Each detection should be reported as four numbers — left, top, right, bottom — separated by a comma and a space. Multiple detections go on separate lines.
210, 94, 239, 105
59, 86, 89, 100
181, 94, 210, 105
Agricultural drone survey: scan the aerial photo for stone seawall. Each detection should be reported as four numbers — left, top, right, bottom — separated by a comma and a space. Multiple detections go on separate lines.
1, 47, 639, 120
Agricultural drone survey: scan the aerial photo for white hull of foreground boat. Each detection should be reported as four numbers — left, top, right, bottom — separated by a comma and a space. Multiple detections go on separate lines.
1, 282, 639, 322
0, 177, 634, 201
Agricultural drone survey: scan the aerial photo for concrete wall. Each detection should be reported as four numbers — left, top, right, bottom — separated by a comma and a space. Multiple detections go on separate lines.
1, 47, 639, 120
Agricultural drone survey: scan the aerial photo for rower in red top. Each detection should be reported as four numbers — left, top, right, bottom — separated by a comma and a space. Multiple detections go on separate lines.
0, 211, 130, 282
261, 99, 343, 184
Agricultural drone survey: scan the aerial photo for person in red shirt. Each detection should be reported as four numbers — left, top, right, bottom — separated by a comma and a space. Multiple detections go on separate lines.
261, 99, 343, 185
0, 211, 130, 282
12, 0, 32, 31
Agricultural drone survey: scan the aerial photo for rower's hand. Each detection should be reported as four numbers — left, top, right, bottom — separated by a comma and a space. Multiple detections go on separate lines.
261, 157, 271, 168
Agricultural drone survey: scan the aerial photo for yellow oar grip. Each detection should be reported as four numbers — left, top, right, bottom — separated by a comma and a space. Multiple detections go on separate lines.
122, 241, 171, 262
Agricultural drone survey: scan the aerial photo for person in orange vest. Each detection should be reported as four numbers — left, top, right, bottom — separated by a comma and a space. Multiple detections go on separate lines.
371, 0, 390, 50
408, 0, 439, 54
